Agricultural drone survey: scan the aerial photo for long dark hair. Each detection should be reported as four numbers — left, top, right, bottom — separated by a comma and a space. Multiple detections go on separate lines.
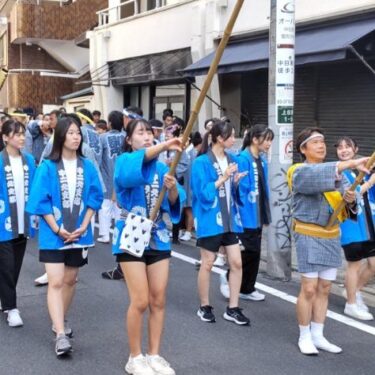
123, 119, 154, 153
295, 127, 324, 161
49, 117, 84, 161
241, 124, 274, 150
199, 120, 234, 155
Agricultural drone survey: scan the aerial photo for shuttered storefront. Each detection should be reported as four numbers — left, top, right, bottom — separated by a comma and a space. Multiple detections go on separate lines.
241, 60, 375, 160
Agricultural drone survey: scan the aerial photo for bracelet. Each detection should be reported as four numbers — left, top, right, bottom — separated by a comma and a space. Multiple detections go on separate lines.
56, 226, 61, 235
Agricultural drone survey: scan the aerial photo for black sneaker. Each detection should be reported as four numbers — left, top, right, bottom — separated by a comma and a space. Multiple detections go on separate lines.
223, 307, 250, 326
197, 305, 216, 323
101, 265, 124, 280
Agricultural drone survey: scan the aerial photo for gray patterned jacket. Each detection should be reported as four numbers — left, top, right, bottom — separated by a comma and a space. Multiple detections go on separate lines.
291, 162, 346, 273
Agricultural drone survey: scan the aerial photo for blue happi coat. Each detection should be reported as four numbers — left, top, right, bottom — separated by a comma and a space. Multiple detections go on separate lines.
99, 130, 125, 199
112, 149, 186, 254
81, 124, 101, 163
191, 152, 244, 239
26, 157, 103, 250
340, 170, 375, 246
237, 149, 270, 229
0, 151, 37, 241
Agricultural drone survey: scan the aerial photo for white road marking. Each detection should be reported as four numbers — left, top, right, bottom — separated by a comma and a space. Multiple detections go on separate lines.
171, 250, 375, 336
94, 224, 375, 336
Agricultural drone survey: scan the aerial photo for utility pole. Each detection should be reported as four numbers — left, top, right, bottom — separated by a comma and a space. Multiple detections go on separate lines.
266, 0, 295, 280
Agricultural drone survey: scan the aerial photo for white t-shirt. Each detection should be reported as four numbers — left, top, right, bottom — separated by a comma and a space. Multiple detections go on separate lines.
62, 158, 77, 212
217, 156, 231, 211
9, 155, 25, 234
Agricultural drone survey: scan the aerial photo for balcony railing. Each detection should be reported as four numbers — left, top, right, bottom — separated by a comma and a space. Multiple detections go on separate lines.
97, 0, 168, 26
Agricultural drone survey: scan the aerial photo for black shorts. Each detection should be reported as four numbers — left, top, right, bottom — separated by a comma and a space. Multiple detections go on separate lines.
39, 248, 89, 268
116, 250, 171, 266
197, 232, 239, 253
343, 241, 375, 262
238, 228, 262, 253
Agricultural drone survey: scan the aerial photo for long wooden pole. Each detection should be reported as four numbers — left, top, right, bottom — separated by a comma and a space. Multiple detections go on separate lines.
326, 151, 375, 228
150, 0, 245, 221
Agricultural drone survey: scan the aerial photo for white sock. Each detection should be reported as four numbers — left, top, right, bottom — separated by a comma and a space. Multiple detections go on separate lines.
299, 325, 311, 340
147, 354, 159, 359
131, 354, 143, 360
310, 322, 324, 338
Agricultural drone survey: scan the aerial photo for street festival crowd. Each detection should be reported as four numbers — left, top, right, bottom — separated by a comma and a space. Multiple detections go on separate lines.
0, 106, 375, 374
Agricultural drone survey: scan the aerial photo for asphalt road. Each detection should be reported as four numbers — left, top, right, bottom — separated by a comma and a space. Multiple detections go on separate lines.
1, 237, 375, 375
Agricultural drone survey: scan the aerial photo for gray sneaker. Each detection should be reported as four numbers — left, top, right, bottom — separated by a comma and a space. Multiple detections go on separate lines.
52, 322, 73, 338
55, 334, 72, 356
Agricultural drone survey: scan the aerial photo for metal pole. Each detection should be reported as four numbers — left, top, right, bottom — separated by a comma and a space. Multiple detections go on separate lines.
149, 0, 245, 221
266, 0, 295, 280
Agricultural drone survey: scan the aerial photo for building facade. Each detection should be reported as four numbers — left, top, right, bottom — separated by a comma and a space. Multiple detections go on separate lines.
0, 0, 107, 114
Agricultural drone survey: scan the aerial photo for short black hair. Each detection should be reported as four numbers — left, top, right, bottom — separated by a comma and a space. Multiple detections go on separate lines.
108, 110, 123, 132
50, 109, 62, 118
77, 108, 94, 122
93, 110, 101, 117
149, 119, 163, 129
126, 106, 143, 117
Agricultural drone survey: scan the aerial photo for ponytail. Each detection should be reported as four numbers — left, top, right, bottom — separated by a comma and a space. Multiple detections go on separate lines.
242, 124, 274, 151
198, 120, 234, 156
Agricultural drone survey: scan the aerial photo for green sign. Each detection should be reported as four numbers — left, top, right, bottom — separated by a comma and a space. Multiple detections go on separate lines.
278, 106, 294, 124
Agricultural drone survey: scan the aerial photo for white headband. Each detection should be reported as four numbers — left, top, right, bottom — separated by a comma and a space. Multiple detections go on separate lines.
300, 133, 324, 149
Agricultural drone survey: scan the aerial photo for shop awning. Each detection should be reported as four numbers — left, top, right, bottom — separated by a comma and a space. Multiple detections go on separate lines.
182, 18, 375, 76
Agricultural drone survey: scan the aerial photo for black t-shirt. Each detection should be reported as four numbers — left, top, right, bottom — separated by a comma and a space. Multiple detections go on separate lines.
254, 156, 271, 226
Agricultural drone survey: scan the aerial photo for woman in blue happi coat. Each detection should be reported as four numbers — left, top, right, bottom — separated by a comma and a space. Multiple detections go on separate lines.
336, 136, 375, 320
26, 116, 103, 357
220, 124, 274, 303
0, 120, 36, 328
191, 119, 250, 326
112, 118, 185, 375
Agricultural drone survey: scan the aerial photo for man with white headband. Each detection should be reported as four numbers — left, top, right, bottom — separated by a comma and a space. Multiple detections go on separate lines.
287, 127, 370, 356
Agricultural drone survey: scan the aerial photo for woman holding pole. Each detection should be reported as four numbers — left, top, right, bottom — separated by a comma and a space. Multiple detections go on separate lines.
288, 127, 370, 355
112, 119, 185, 375
335, 136, 375, 320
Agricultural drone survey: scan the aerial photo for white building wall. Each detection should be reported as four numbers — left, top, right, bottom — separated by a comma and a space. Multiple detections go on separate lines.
91, 0, 375, 121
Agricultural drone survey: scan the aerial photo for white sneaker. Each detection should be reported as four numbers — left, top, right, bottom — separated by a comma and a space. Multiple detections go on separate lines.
213, 255, 226, 267
298, 337, 319, 355
239, 290, 265, 301
219, 273, 230, 299
342, 290, 370, 312
355, 292, 370, 312
146, 354, 175, 375
312, 336, 342, 354
180, 231, 192, 241
97, 236, 110, 243
344, 303, 374, 320
125, 355, 154, 375
7, 309, 23, 327
34, 273, 48, 286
